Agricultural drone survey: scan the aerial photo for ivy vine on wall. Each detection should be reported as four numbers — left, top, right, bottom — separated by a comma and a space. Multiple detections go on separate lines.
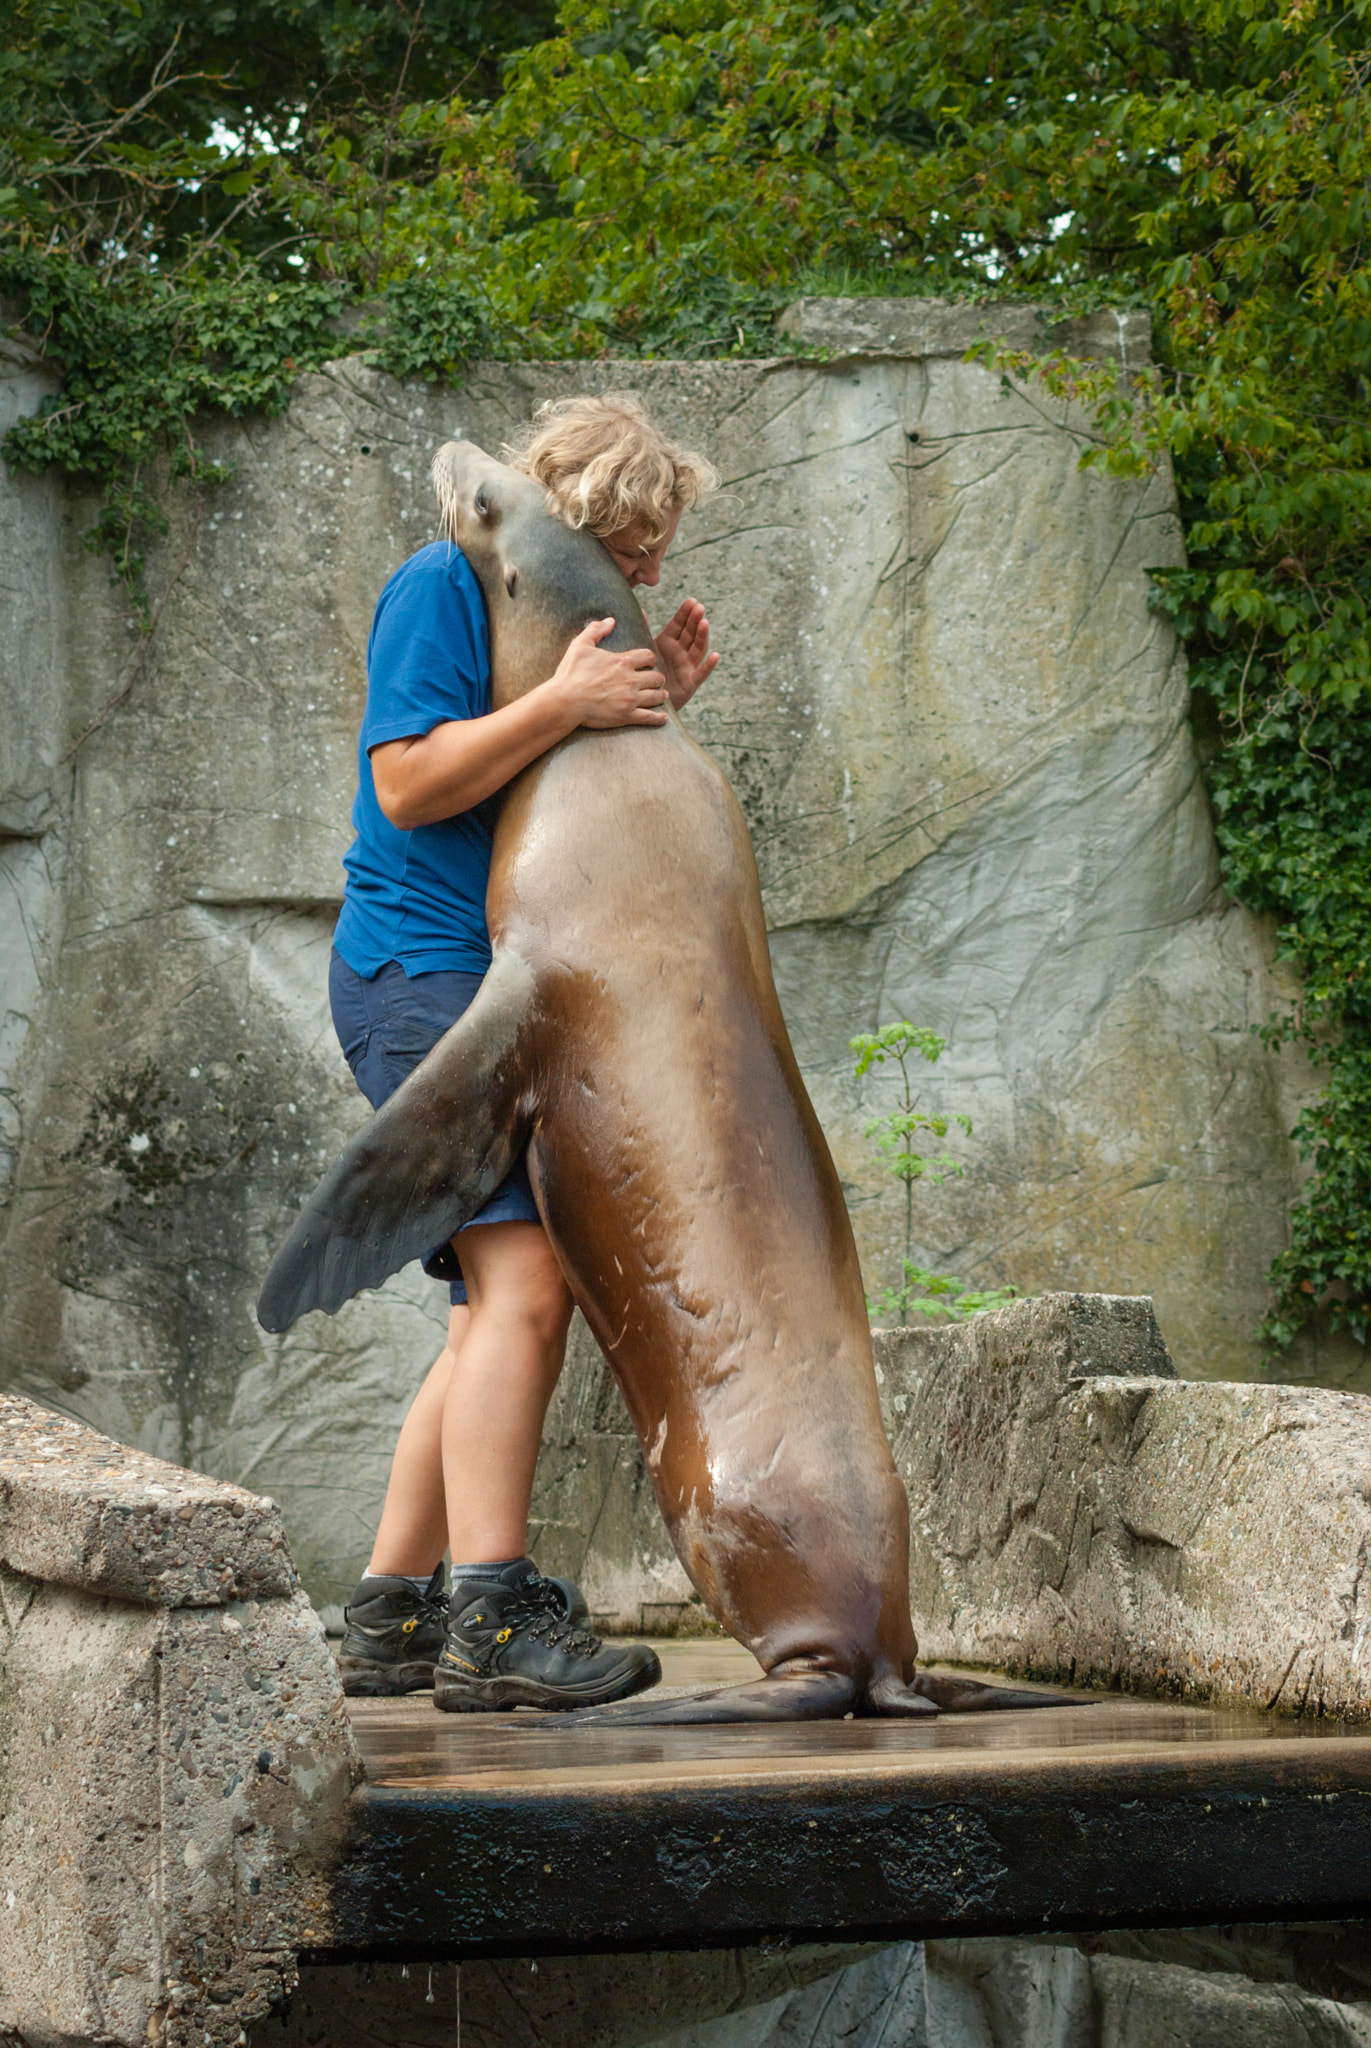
4, 0, 1371, 1350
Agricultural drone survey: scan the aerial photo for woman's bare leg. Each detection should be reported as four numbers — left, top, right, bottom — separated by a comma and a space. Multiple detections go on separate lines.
441, 1221, 573, 1564
367, 1303, 470, 1577
364, 1220, 572, 1577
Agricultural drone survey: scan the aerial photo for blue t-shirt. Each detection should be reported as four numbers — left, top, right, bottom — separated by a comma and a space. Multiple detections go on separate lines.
333, 543, 496, 978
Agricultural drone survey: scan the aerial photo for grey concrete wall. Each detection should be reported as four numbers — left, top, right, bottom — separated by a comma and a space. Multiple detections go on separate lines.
0, 302, 1346, 1619
886, 1294, 1371, 1713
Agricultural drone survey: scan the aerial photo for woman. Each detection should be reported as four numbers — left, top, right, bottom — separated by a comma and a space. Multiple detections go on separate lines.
330, 393, 719, 1710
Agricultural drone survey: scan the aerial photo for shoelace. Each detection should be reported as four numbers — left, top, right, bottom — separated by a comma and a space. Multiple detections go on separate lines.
491, 1578, 602, 1659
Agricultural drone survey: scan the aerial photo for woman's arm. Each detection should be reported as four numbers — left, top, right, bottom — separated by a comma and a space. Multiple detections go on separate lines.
371, 617, 668, 830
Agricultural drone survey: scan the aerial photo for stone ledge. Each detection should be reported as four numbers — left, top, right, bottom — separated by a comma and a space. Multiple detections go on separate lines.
776, 295, 1152, 368
0, 1392, 296, 1606
0, 1569, 360, 2048
875, 1289, 1177, 1391
884, 1295, 1371, 1716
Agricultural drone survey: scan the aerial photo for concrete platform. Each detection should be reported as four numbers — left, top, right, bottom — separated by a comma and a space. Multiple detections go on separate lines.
333, 1643, 1371, 1961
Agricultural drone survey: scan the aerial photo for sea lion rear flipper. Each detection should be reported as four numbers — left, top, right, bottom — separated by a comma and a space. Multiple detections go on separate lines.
573, 1671, 870, 1725
898, 1671, 1090, 1714
257, 951, 538, 1332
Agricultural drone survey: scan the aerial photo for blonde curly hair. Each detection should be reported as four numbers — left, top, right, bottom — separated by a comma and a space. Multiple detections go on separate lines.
504, 392, 718, 548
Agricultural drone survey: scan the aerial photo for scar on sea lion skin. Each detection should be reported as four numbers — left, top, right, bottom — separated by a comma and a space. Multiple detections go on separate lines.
257, 442, 1083, 1724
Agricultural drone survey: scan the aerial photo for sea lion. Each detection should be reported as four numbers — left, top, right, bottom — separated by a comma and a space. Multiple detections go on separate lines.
257, 444, 1073, 1723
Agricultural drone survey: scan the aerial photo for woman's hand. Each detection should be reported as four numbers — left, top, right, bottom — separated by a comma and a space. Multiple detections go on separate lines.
655, 599, 719, 710
546, 616, 670, 729
370, 619, 668, 830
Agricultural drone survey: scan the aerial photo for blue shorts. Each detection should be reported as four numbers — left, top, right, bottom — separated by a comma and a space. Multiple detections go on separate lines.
328, 949, 541, 1306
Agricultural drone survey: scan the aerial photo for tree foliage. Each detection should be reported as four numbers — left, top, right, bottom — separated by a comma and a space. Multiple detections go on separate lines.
4, 0, 1371, 1345
1, 0, 553, 269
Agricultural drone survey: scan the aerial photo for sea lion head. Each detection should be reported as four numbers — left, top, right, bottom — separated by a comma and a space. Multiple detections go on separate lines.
430, 439, 650, 701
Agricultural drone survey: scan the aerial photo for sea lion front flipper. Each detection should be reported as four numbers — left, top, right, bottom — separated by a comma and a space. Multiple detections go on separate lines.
257, 951, 538, 1332
899, 1671, 1091, 1714
573, 1671, 863, 1726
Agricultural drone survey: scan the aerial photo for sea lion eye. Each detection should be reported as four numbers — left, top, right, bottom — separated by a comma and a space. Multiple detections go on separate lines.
474, 485, 493, 522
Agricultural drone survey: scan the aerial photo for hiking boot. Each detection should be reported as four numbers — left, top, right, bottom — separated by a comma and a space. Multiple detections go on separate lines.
337, 1565, 447, 1697
433, 1560, 661, 1713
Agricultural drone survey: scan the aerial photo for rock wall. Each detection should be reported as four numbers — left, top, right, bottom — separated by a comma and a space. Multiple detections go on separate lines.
886, 1294, 1371, 1713
0, 301, 1348, 1619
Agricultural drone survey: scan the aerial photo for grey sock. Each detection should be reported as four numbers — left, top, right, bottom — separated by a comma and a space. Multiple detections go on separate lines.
451, 1557, 527, 1582
400, 1574, 435, 1599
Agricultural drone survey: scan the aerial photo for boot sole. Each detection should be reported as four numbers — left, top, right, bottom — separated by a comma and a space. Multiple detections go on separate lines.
338, 1656, 438, 1698
433, 1651, 662, 1715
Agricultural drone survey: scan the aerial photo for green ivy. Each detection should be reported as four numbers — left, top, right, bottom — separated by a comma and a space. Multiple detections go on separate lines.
365, 274, 501, 383
0, 252, 348, 597
1155, 566, 1371, 1348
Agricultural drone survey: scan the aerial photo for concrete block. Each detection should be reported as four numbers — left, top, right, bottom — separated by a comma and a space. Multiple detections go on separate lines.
876, 1289, 1177, 1387
0, 1569, 360, 2048
885, 1296, 1371, 1714
0, 1392, 295, 1605
0, 1397, 361, 2048
775, 295, 1153, 369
